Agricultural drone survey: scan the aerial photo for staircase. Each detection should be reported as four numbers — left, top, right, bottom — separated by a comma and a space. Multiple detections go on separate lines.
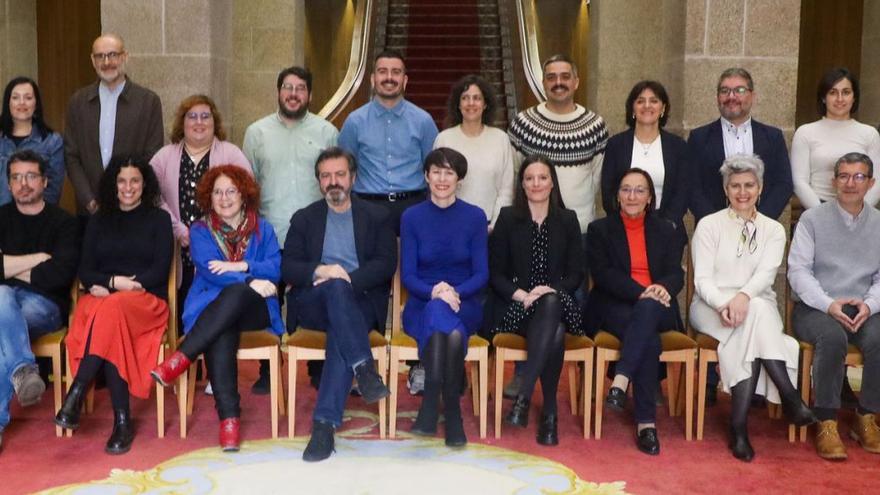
386, 0, 510, 130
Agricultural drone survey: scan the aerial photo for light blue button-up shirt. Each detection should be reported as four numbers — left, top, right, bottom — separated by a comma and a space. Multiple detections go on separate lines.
338, 98, 438, 194
98, 80, 126, 168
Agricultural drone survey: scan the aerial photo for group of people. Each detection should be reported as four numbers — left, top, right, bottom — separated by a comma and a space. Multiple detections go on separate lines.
0, 32, 878, 469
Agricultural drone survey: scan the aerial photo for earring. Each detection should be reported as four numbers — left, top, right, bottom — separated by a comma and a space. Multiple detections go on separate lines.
632, 113, 636, 120
660, 111, 665, 118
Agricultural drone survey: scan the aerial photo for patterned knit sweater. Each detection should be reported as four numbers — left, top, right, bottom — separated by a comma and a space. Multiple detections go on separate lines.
508, 103, 609, 232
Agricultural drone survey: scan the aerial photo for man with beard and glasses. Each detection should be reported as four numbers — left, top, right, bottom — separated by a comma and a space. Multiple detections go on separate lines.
243, 66, 338, 393
0, 150, 79, 452
338, 49, 438, 234
65, 33, 163, 219
282, 147, 396, 462
688, 67, 793, 407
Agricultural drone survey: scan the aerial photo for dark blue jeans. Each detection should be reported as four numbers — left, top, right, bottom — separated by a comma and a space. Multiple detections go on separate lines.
294, 279, 374, 427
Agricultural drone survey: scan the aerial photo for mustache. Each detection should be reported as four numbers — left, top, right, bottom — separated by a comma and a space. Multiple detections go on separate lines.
552, 84, 567, 92
381, 79, 398, 86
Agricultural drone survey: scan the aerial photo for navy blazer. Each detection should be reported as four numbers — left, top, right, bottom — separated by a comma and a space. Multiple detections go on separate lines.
687, 119, 792, 221
600, 128, 690, 229
484, 206, 584, 332
586, 212, 685, 333
282, 196, 397, 331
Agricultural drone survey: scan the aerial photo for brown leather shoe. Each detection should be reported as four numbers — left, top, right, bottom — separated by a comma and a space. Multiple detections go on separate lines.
815, 420, 847, 460
849, 413, 880, 454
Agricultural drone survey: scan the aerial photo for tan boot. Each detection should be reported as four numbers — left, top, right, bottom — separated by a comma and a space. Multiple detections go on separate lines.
816, 419, 847, 460
849, 413, 880, 454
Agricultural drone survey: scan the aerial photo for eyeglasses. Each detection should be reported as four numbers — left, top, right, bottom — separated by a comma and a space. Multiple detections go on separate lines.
279, 83, 308, 94
185, 111, 213, 122
835, 172, 871, 183
10, 172, 42, 183
91, 51, 123, 63
619, 186, 649, 197
212, 188, 240, 199
717, 86, 751, 97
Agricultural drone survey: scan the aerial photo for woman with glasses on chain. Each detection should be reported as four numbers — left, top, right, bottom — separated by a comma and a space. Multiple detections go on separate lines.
690, 154, 816, 462
791, 67, 880, 209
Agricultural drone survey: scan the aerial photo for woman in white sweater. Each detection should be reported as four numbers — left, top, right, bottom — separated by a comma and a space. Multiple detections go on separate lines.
690, 154, 816, 462
791, 67, 880, 208
434, 75, 514, 228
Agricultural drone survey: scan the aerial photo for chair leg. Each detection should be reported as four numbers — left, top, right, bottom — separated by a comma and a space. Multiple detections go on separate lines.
65, 355, 73, 437
52, 347, 63, 437
157, 345, 165, 438
594, 350, 607, 440
493, 349, 505, 439
270, 351, 279, 438
667, 362, 680, 417
800, 350, 813, 442
479, 349, 487, 439
568, 363, 578, 416
388, 348, 400, 439
696, 353, 709, 441
583, 351, 593, 439
377, 350, 387, 439
186, 360, 197, 416
276, 356, 286, 416
288, 351, 297, 439
684, 353, 694, 441
179, 368, 187, 439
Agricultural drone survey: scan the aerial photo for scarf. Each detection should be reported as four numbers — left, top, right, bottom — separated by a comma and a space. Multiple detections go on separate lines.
208, 208, 258, 262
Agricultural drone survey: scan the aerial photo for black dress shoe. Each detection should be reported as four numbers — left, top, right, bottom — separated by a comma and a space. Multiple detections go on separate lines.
354, 361, 390, 404
536, 413, 559, 446
636, 427, 660, 455
54, 381, 87, 430
782, 396, 818, 427
303, 420, 336, 462
728, 427, 754, 462
605, 387, 626, 412
505, 395, 530, 427
105, 409, 135, 455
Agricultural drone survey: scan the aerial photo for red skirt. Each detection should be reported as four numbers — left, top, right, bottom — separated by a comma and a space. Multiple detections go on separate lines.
66, 292, 169, 399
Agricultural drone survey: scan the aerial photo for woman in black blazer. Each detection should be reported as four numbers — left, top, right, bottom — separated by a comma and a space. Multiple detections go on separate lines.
487, 154, 585, 446
587, 168, 685, 455
600, 80, 689, 230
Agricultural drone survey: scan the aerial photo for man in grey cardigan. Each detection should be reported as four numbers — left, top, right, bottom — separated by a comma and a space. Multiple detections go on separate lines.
789, 151, 880, 460
64, 33, 163, 216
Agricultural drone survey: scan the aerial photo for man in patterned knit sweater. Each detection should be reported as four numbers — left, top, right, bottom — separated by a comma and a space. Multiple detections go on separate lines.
508, 54, 609, 235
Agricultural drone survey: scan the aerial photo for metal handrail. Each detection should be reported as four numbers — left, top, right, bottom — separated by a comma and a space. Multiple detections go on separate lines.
516, 0, 545, 101
318, 0, 373, 121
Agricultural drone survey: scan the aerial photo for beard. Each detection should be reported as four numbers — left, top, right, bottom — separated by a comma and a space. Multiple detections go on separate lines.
324, 187, 348, 206
278, 99, 308, 120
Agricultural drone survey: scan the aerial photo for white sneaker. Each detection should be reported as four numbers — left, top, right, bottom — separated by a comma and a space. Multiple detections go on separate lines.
205, 383, 214, 396
407, 365, 425, 396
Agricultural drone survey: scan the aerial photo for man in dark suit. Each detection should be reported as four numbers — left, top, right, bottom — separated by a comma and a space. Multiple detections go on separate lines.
688, 67, 793, 222
688, 67, 793, 406
283, 147, 396, 462
65, 33, 164, 216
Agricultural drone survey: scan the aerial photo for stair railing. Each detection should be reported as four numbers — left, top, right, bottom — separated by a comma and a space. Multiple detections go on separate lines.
515, 0, 545, 101
318, 0, 375, 122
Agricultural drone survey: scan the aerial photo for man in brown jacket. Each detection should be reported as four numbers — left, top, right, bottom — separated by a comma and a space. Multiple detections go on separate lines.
65, 33, 163, 215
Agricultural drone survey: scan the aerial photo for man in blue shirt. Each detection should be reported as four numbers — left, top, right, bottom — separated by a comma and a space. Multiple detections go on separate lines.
338, 49, 438, 234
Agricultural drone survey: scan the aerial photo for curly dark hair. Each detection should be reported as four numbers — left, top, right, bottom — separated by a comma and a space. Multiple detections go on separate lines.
195, 165, 261, 215
512, 154, 566, 217
624, 80, 670, 128
0, 76, 53, 137
97, 155, 162, 215
444, 74, 497, 128
169, 94, 226, 144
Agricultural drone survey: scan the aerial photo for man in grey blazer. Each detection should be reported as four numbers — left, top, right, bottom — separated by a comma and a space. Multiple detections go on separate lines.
64, 33, 163, 216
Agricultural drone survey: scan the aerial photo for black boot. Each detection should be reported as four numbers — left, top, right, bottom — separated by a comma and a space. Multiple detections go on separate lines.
505, 395, 530, 427
105, 409, 135, 455
728, 426, 754, 462
54, 381, 87, 430
444, 401, 467, 448
353, 360, 390, 404
728, 361, 760, 462
302, 420, 336, 462
411, 401, 439, 436
761, 359, 818, 427
536, 413, 559, 446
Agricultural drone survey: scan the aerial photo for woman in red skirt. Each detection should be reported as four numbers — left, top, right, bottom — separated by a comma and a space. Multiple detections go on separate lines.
55, 156, 173, 454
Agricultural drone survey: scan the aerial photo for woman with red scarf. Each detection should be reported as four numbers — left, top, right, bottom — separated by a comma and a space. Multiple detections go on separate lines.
150, 165, 283, 452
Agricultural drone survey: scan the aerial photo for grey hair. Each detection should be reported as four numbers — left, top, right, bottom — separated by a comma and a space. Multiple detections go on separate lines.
834, 152, 874, 177
717, 67, 754, 91
720, 153, 765, 189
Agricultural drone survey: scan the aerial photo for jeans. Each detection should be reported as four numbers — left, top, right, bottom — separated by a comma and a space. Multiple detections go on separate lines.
293, 279, 374, 427
0, 285, 62, 428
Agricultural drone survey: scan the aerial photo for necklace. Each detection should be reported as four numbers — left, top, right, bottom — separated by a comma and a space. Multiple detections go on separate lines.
637, 136, 658, 156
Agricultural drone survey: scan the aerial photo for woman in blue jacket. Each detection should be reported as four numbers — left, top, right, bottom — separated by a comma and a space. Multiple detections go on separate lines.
150, 164, 282, 452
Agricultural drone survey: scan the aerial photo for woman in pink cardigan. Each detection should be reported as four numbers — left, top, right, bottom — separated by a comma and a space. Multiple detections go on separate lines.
150, 94, 253, 316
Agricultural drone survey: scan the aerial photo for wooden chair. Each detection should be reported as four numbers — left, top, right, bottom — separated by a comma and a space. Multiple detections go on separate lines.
493, 332, 593, 439
388, 268, 489, 439
181, 330, 286, 439
64, 244, 181, 438
31, 283, 78, 437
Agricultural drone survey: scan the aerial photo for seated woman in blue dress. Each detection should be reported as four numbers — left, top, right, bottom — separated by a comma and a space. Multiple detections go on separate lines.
587, 168, 684, 455
401, 147, 488, 447
150, 165, 283, 452
487, 154, 585, 446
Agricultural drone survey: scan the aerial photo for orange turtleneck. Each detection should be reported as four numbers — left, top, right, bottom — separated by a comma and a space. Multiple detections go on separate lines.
622, 213, 651, 287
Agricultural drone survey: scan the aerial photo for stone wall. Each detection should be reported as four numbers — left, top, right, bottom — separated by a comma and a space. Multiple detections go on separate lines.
0, 0, 38, 84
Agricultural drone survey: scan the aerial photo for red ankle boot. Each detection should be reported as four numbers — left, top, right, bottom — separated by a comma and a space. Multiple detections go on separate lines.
220, 417, 241, 452
150, 351, 191, 387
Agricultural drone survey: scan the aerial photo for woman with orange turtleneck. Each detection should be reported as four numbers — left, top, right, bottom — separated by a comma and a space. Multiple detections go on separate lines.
586, 168, 685, 455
